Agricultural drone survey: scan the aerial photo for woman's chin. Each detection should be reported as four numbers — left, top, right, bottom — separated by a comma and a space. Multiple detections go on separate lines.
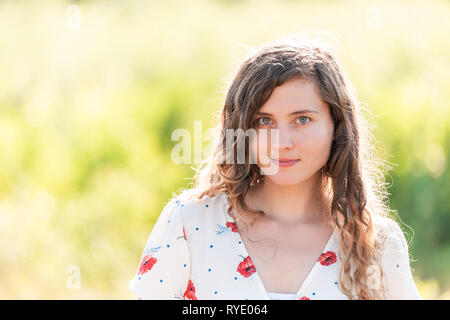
263, 175, 305, 187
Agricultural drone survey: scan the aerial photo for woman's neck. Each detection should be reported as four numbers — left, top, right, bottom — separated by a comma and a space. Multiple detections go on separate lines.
244, 173, 330, 227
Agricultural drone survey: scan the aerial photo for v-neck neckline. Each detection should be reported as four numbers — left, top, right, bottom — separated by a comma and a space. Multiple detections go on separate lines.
220, 193, 337, 300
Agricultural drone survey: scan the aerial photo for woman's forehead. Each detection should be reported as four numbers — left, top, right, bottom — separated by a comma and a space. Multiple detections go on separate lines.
257, 79, 327, 116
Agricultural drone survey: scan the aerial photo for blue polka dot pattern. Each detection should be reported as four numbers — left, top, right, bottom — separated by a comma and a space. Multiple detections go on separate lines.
130, 194, 421, 300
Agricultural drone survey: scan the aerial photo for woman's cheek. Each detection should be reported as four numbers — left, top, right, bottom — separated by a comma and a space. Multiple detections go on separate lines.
302, 131, 333, 165
250, 137, 258, 165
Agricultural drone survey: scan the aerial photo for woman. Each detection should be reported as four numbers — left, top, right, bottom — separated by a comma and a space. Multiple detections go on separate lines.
129, 35, 423, 300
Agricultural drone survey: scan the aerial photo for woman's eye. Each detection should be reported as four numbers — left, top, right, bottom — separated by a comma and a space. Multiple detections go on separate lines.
256, 116, 310, 126
296, 116, 311, 124
258, 117, 271, 125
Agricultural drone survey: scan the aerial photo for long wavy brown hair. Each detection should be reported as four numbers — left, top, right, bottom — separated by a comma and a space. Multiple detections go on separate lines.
177, 34, 400, 299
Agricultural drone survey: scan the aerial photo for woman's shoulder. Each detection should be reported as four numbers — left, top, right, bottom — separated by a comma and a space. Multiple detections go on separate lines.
374, 216, 409, 242
372, 215, 412, 259
170, 188, 230, 222
371, 216, 422, 299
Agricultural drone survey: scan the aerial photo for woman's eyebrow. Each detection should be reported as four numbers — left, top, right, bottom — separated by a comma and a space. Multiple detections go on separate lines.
256, 109, 319, 116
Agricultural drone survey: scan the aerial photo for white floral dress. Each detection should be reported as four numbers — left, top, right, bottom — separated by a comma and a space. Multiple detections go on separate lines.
129, 191, 423, 300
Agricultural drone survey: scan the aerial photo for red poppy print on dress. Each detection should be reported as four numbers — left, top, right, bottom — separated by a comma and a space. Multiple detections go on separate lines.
226, 222, 238, 233
183, 280, 198, 300
299, 296, 310, 300
318, 251, 337, 266
237, 255, 256, 278
138, 254, 157, 276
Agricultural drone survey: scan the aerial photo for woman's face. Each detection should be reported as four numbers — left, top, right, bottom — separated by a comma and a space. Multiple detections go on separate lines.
250, 78, 335, 186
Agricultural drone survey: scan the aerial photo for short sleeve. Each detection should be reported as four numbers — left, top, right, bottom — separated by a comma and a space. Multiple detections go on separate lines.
128, 198, 191, 299
379, 221, 423, 300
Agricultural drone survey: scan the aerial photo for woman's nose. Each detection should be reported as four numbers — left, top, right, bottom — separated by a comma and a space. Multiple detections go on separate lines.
274, 124, 295, 150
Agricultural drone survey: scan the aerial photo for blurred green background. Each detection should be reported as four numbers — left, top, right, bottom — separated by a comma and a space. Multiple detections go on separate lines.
0, 0, 448, 299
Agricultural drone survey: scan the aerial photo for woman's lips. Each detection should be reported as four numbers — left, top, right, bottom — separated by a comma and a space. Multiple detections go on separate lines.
271, 158, 300, 167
